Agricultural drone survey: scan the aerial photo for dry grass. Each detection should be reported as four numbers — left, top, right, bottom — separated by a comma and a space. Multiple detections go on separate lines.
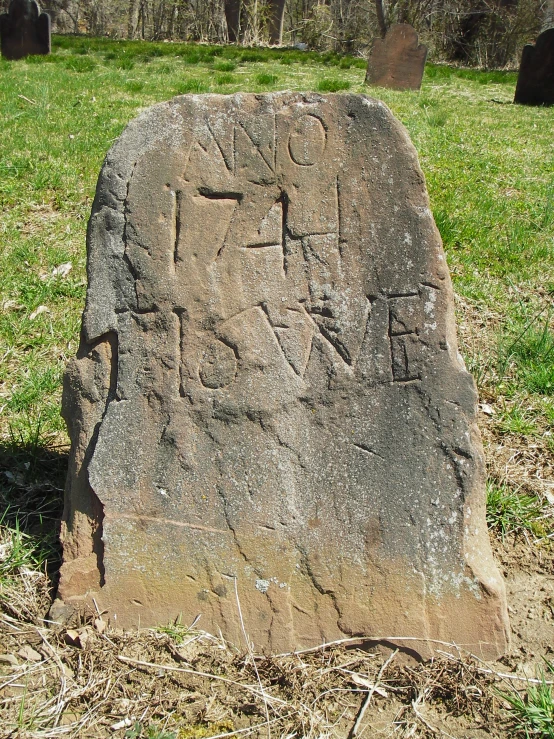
0, 547, 552, 739
0, 600, 533, 739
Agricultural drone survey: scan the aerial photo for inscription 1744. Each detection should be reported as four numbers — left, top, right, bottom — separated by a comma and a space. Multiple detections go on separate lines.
57, 93, 509, 659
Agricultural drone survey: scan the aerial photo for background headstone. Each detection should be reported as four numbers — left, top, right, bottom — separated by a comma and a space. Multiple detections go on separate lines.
0, 0, 50, 60
56, 92, 509, 659
366, 23, 427, 91
514, 28, 554, 105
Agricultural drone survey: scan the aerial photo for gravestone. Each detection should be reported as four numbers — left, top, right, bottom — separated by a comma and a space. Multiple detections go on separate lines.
514, 28, 554, 105
56, 92, 509, 659
366, 24, 427, 91
0, 0, 50, 61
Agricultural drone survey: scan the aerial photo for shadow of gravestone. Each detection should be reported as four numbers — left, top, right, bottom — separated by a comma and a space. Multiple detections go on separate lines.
0, 436, 65, 599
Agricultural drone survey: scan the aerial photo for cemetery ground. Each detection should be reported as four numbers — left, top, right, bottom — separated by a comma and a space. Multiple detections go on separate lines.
0, 34, 553, 739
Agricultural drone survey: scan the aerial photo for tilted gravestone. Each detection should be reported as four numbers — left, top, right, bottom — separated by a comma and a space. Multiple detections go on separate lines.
56, 92, 509, 658
366, 24, 427, 91
514, 28, 554, 105
0, 0, 50, 61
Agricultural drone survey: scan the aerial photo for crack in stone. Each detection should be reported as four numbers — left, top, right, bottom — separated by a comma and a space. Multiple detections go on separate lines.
296, 546, 344, 629
352, 442, 385, 460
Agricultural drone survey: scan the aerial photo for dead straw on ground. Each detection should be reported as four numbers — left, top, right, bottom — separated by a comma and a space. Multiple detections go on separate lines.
0, 572, 535, 739
0, 466, 551, 739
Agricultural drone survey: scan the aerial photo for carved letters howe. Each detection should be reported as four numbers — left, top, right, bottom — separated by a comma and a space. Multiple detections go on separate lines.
58, 93, 509, 659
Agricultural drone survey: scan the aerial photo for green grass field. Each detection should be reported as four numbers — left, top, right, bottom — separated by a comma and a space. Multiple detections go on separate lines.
0, 35, 553, 738
1, 36, 552, 451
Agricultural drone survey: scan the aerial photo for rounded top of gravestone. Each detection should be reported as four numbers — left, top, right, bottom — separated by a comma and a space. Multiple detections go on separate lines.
535, 26, 554, 47
9, 0, 41, 21
388, 23, 419, 42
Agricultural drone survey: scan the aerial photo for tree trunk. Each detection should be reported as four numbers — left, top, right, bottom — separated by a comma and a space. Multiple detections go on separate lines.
224, 0, 241, 42
140, 0, 147, 39
374, 0, 387, 38
267, 0, 286, 44
60, 3, 80, 34
397, 0, 409, 25
167, 0, 179, 38
128, 0, 139, 38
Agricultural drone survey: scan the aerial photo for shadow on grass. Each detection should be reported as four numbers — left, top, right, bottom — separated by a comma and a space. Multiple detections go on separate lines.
0, 438, 66, 582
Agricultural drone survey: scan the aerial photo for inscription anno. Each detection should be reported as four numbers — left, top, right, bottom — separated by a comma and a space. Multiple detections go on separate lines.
124, 107, 432, 400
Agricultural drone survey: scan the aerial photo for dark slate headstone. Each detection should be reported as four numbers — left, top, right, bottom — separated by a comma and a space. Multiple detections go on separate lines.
514, 28, 554, 106
0, 0, 50, 61
365, 23, 427, 91
55, 92, 509, 660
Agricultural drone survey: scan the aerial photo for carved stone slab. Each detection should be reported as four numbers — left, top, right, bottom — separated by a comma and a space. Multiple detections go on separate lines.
366, 24, 427, 91
0, 0, 50, 61
514, 28, 554, 105
57, 93, 509, 659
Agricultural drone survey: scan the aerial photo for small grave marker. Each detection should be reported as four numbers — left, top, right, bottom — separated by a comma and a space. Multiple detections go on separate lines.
56, 93, 509, 659
514, 28, 554, 105
0, 0, 50, 61
365, 23, 427, 91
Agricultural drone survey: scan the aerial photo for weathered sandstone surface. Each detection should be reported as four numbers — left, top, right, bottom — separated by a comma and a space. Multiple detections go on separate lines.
57, 93, 509, 658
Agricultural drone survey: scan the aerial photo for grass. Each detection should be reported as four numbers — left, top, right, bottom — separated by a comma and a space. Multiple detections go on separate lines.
214, 71, 236, 85
0, 517, 41, 579
125, 722, 178, 739
255, 71, 278, 85
1, 34, 551, 523
316, 77, 351, 91
486, 481, 548, 540
0, 515, 52, 622
156, 615, 196, 645
499, 661, 554, 738
0, 33, 553, 738
0, 35, 551, 450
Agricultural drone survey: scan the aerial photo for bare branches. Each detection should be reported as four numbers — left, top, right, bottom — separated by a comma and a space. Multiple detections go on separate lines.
39, 0, 546, 63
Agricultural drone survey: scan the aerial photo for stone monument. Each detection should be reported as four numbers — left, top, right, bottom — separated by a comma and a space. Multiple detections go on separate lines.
366, 24, 427, 91
56, 92, 509, 659
514, 28, 554, 105
0, 0, 51, 61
